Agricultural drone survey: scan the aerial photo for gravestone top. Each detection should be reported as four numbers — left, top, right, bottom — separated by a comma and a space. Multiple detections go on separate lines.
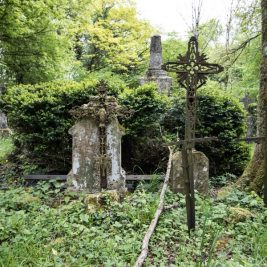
70, 82, 118, 122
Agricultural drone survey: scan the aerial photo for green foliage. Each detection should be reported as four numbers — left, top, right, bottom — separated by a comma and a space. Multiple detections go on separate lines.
0, 138, 14, 164
0, 184, 266, 266
1, 80, 249, 176
163, 82, 250, 176
0, 0, 80, 84
0, 185, 158, 266
119, 83, 170, 173
0, 0, 154, 85
73, 0, 154, 75
1, 79, 126, 172
210, 173, 238, 188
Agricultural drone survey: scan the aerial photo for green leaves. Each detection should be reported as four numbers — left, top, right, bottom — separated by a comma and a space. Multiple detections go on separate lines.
0, 185, 266, 266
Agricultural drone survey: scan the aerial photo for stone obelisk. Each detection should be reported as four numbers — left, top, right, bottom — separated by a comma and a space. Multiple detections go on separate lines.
140, 35, 172, 95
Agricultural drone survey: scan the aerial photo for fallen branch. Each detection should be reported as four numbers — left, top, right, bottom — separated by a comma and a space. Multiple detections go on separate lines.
134, 147, 173, 267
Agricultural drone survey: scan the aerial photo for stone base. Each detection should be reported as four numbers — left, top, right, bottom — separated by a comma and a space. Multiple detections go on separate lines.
170, 150, 209, 194
67, 169, 127, 194
140, 69, 172, 95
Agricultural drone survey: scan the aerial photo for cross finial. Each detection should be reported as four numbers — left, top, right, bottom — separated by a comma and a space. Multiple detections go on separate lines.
162, 37, 223, 90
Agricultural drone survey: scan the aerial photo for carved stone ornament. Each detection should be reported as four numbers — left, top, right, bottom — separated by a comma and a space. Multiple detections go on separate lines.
70, 82, 119, 123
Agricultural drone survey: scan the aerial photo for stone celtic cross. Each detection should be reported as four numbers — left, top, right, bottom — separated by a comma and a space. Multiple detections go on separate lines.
163, 37, 224, 232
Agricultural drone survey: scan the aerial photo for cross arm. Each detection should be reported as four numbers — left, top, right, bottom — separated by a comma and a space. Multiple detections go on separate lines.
198, 63, 224, 75
167, 136, 218, 146
162, 62, 187, 73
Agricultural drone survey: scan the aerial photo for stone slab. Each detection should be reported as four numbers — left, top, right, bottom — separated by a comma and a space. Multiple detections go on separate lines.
170, 150, 209, 194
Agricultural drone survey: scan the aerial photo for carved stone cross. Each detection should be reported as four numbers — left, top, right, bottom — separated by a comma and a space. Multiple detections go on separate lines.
163, 37, 224, 232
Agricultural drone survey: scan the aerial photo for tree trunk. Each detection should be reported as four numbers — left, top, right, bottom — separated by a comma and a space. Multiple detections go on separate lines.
237, 0, 267, 193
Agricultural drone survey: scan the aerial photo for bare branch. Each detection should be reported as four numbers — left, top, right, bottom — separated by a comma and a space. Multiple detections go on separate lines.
134, 147, 173, 267
228, 33, 260, 54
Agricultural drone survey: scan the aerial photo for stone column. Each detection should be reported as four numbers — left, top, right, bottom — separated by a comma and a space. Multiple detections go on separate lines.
67, 83, 125, 193
170, 150, 209, 194
0, 85, 7, 129
140, 35, 172, 95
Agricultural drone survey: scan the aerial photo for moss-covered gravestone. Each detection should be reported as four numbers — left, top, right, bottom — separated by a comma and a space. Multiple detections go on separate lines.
67, 82, 125, 193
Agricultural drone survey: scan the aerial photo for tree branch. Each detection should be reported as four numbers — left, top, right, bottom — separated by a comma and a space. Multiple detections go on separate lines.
228, 33, 260, 55
134, 147, 173, 267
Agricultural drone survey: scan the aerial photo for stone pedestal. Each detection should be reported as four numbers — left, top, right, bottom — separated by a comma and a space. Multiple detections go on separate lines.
67, 82, 126, 193
140, 35, 172, 95
170, 150, 209, 194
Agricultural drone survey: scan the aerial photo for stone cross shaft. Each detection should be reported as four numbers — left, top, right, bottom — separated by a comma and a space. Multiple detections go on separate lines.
163, 36, 224, 232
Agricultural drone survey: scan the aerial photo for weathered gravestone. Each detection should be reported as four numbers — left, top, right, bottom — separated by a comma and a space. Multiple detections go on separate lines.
0, 85, 7, 129
170, 150, 209, 194
240, 93, 256, 138
140, 35, 172, 95
67, 82, 126, 193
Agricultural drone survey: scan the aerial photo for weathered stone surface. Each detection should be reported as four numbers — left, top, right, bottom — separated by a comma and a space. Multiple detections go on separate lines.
0, 111, 7, 129
0, 86, 7, 129
170, 150, 209, 194
68, 118, 125, 193
140, 35, 172, 95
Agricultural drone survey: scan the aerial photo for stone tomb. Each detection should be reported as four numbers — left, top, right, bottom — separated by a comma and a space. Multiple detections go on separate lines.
170, 150, 209, 195
140, 35, 172, 95
68, 83, 125, 193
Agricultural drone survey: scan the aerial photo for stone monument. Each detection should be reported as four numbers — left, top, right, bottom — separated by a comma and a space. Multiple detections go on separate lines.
170, 150, 209, 195
140, 35, 172, 95
0, 85, 7, 129
240, 93, 256, 137
68, 82, 126, 193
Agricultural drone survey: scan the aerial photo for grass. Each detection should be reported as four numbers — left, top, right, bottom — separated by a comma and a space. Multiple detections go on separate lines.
0, 181, 266, 267
0, 137, 14, 163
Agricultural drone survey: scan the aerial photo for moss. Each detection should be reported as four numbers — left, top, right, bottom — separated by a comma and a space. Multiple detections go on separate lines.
237, 145, 264, 194
84, 190, 120, 211
228, 207, 254, 223
249, 160, 264, 192
217, 185, 234, 199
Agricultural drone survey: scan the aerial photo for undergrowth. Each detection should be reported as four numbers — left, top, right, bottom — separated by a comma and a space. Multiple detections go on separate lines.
0, 138, 13, 164
0, 181, 266, 267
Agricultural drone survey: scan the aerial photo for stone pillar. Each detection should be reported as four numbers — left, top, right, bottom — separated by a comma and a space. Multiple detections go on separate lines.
140, 35, 172, 95
0, 111, 7, 129
170, 150, 209, 194
0, 85, 7, 129
67, 83, 125, 193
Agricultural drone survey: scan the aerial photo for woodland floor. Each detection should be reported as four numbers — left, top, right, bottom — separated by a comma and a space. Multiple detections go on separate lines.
0, 138, 266, 267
